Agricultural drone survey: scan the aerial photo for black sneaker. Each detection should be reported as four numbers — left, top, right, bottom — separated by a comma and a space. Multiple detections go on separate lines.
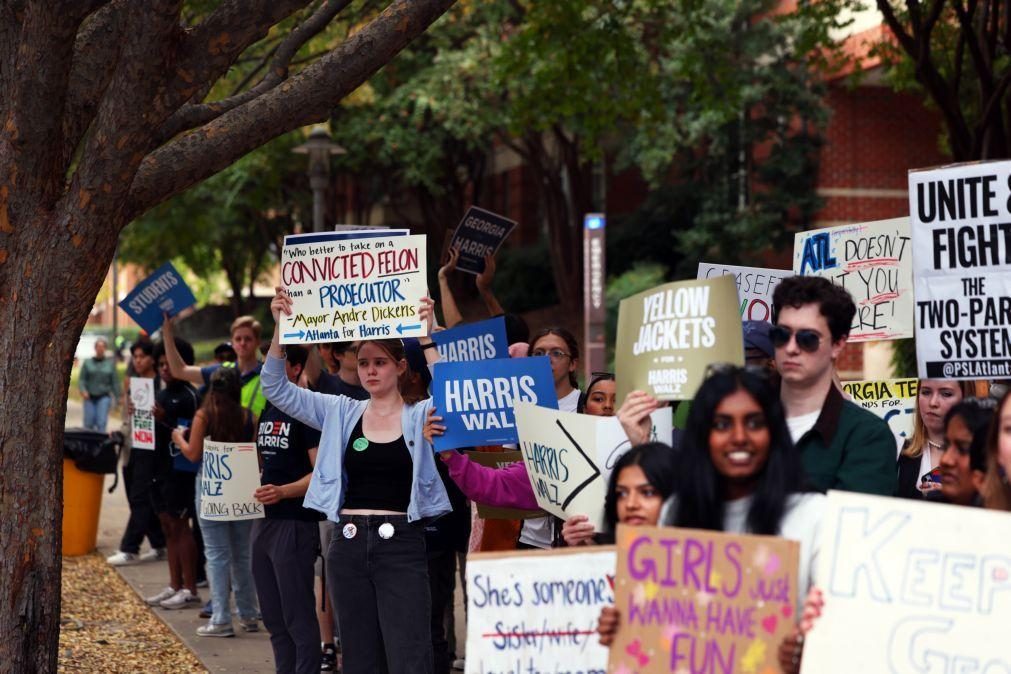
321, 643, 338, 672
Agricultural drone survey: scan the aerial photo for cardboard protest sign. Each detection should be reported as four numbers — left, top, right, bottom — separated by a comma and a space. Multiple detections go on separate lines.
793, 218, 913, 341
800, 491, 1011, 674
909, 161, 1011, 379
449, 206, 517, 274
465, 546, 615, 674
697, 262, 792, 322
119, 262, 197, 335
129, 378, 155, 450
432, 316, 509, 362
431, 357, 557, 450
610, 524, 799, 674
199, 441, 264, 522
279, 233, 428, 344
466, 451, 547, 520
841, 378, 917, 448
615, 275, 744, 401
515, 402, 607, 529
596, 407, 674, 485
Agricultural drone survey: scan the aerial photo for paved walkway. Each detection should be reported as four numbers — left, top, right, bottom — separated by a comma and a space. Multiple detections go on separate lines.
67, 398, 468, 673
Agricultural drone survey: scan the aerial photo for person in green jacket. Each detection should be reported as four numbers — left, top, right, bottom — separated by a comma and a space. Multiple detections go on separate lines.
79, 336, 121, 431
770, 276, 895, 495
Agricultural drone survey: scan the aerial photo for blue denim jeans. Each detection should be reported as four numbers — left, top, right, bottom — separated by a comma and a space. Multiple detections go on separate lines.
196, 472, 258, 625
83, 394, 112, 431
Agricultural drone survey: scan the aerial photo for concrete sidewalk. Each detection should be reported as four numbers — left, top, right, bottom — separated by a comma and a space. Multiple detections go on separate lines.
68, 399, 276, 673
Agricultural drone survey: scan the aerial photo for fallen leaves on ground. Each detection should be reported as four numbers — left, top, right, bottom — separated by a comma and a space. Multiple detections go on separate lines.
60, 554, 206, 673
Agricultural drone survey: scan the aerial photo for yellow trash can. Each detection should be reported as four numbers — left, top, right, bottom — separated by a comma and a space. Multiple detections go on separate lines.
62, 457, 105, 556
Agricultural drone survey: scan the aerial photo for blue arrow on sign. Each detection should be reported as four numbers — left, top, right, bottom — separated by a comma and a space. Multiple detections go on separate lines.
397, 324, 421, 335
284, 330, 306, 340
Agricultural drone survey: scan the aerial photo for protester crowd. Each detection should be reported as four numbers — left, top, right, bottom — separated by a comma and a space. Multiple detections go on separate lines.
97, 244, 1011, 674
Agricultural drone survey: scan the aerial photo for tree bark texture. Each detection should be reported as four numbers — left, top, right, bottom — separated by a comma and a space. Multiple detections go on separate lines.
0, 0, 456, 670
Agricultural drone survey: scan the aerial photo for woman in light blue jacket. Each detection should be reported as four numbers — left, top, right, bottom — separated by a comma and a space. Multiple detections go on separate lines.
261, 287, 449, 674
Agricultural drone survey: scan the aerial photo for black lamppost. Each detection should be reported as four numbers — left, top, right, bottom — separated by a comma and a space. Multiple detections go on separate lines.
293, 127, 346, 232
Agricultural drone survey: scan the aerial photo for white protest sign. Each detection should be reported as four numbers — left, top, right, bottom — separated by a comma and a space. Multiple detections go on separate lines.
279, 234, 428, 344
465, 547, 615, 674
515, 402, 608, 529
793, 217, 913, 341
841, 378, 918, 450
596, 407, 673, 485
199, 441, 264, 521
129, 377, 155, 450
801, 491, 1011, 673
909, 161, 1011, 379
697, 262, 792, 322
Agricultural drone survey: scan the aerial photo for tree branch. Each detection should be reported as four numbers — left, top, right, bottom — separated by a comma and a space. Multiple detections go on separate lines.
126, 0, 458, 221
159, 0, 353, 141
0, 1, 107, 209
61, 0, 130, 169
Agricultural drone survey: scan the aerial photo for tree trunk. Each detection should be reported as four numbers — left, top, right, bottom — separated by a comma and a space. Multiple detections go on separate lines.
0, 209, 119, 672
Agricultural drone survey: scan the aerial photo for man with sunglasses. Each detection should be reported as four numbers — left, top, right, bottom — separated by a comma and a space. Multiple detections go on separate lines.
772, 276, 895, 495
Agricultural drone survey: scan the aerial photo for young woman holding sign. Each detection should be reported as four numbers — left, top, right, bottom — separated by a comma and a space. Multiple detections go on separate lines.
896, 379, 975, 499
171, 367, 259, 637
596, 365, 824, 674
261, 287, 449, 674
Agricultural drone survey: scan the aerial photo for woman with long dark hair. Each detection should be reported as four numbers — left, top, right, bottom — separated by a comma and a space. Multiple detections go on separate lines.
597, 366, 824, 674
562, 442, 676, 546
261, 287, 449, 674
983, 390, 1011, 511
172, 366, 259, 637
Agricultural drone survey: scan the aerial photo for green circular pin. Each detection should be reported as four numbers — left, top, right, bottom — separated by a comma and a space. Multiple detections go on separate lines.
353, 437, 369, 452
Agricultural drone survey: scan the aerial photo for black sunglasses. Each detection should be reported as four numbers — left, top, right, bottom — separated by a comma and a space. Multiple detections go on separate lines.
769, 325, 822, 353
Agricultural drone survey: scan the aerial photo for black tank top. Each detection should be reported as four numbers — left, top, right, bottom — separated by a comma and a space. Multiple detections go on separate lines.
342, 415, 413, 512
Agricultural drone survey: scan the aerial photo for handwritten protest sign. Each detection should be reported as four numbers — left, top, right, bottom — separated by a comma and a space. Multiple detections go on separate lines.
515, 402, 607, 530
610, 524, 799, 674
450, 206, 517, 274
284, 229, 408, 245
800, 491, 1011, 674
129, 378, 155, 450
465, 546, 615, 674
279, 233, 428, 344
841, 378, 917, 448
119, 262, 197, 335
199, 441, 264, 522
616, 276, 743, 401
432, 357, 557, 450
793, 217, 913, 341
432, 316, 509, 362
697, 262, 792, 322
909, 161, 1011, 379
597, 407, 674, 485
466, 451, 547, 520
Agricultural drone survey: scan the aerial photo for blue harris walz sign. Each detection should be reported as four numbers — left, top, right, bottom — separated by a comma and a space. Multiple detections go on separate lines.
119, 262, 197, 334
432, 316, 509, 362
432, 356, 558, 450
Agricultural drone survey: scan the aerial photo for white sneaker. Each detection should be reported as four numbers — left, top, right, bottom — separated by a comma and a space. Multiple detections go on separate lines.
106, 551, 140, 566
138, 547, 167, 562
452, 658, 465, 671
145, 586, 177, 606
160, 588, 201, 610
196, 621, 235, 638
